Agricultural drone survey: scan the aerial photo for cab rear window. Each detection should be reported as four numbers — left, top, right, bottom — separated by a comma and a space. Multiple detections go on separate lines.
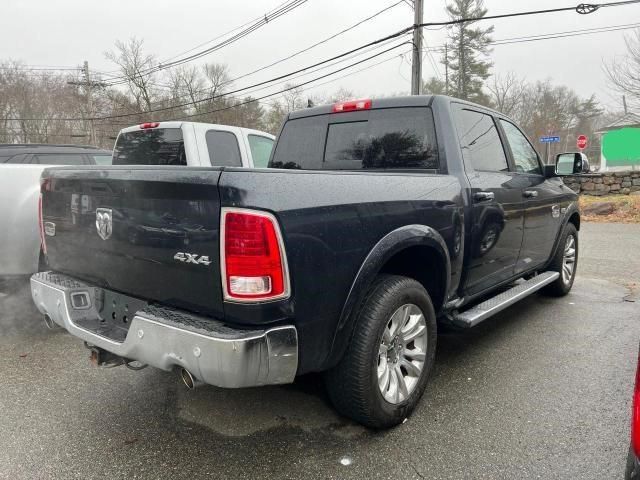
113, 128, 185, 166
270, 107, 439, 171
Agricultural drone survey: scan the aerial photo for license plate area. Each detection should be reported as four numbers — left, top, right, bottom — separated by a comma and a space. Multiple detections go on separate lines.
71, 288, 148, 343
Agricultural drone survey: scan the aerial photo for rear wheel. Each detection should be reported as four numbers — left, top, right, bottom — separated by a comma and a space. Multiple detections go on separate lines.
324, 275, 437, 429
542, 223, 578, 297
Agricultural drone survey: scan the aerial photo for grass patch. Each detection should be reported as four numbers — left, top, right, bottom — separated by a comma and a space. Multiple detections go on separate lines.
579, 194, 640, 223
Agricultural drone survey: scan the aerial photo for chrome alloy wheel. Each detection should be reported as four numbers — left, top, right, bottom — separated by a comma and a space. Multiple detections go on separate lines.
377, 303, 428, 405
562, 234, 577, 284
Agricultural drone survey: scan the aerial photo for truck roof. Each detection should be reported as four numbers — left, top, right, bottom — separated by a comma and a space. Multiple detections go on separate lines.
287, 95, 506, 120
117, 121, 275, 139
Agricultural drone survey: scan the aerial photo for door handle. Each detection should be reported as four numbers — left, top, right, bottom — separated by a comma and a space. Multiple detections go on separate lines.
473, 191, 495, 202
523, 190, 539, 198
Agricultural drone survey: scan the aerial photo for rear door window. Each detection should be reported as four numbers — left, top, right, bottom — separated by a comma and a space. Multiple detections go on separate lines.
270, 107, 439, 171
453, 108, 509, 172
206, 130, 242, 167
113, 128, 186, 165
32, 154, 88, 165
248, 135, 274, 168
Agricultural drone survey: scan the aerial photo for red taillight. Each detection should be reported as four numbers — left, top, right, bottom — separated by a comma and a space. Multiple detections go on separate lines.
38, 194, 47, 255
221, 209, 289, 302
332, 99, 372, 113
632, 347, 640, 457
139, 122, 160, 129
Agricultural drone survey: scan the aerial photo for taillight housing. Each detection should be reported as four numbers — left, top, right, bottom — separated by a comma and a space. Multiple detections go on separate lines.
332, 98, 372, 113
220, 208, 290, 302
632, 346, 640, 457
139, 122, 160, 129
38, 194, 47, 255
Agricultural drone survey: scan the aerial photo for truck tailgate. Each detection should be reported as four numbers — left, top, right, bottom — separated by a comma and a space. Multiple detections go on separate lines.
41, 167, 224, 317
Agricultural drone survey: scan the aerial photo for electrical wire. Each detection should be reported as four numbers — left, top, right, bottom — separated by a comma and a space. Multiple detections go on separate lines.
6, 0, 640, 122
100, 0, 309, 87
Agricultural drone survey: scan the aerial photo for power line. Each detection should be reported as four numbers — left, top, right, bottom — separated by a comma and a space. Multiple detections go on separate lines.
176, 42, 409, 121
117, 1, 406, 106
6, 0, 640, 122
101, 0, 309, 87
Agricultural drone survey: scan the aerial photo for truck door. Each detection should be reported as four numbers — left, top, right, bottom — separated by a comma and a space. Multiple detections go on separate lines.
452, 106, 525, 296
498, 119, 563, 273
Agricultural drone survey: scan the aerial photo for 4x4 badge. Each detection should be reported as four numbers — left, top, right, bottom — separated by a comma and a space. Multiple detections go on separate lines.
95, 208, 113, 240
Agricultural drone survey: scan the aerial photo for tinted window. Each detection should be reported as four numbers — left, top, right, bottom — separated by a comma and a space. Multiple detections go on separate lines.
500, 120, 541, 174
454, 109, 508, 172
248, 135, 274, 168
270, 116, 325, 169
206, 130, 242, 167
113, 128, 185, 166
33, 154, 87, 165
92, 154, 112, 165
271, 107, 439, 170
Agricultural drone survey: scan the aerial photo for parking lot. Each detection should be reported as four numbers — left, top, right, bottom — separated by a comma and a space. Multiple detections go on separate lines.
0, 222, 638, 479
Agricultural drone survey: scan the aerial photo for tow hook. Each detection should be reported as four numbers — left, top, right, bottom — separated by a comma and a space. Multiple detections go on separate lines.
85, 343, 125, 368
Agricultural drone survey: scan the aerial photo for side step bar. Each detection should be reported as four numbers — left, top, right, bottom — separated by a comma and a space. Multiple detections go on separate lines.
451, 271, 560, 328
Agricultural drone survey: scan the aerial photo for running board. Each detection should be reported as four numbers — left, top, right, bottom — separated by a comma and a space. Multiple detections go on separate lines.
451, 271, 560, 328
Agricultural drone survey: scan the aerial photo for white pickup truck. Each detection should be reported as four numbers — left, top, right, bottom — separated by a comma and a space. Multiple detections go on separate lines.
113, 122, 275, 168
0, 122, 275, 285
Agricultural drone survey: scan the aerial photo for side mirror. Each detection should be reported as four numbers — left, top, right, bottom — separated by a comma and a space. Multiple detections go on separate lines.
555, 152, 589, 175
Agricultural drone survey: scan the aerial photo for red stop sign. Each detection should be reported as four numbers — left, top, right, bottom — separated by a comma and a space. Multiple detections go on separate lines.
577, 134, 588, 150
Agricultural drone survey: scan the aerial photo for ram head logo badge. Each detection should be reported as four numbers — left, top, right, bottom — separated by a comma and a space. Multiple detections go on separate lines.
95, 208, 113, 241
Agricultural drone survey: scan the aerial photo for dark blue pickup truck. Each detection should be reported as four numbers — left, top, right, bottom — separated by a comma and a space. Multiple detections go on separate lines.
32, 95, 585, 428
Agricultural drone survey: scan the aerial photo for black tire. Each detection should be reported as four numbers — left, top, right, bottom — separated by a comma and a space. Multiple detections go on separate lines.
542, 222, 578, 297
324, 275, 437, 429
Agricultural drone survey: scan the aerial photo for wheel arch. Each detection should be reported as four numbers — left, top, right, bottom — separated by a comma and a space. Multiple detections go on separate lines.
325, 225, 450, 369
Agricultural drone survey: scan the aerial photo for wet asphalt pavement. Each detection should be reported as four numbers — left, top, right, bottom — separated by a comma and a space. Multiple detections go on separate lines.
0, 222, 638, 479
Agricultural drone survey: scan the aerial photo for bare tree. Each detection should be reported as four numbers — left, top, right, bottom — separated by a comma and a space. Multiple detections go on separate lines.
487, 72, 526, 116
282, 83, 305, 112
203, 63, 232, 99
105, 38, 158, 112
604, 29, 640, 109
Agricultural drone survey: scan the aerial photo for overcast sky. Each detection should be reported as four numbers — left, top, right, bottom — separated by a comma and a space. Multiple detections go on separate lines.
0, 0, 637, 112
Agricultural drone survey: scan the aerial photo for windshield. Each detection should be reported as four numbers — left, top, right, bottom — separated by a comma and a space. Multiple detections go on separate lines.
112, 128, 185, 165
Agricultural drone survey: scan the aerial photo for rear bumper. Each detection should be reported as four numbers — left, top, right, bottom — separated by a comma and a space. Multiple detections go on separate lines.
30, 272, 298, 388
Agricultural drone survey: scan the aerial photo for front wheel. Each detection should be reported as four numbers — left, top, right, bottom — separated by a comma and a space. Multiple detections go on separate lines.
324, 275, 437, 429
542, 223, 578, 297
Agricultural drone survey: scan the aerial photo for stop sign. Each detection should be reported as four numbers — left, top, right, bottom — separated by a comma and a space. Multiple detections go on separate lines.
577, 134, 588, 150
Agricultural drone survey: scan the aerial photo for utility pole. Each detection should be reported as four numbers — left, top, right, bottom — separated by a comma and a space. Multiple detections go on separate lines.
411, 0, 424, 95
444, 43, 449, 95
83, 61, 96, 144
68, 61, 105, 144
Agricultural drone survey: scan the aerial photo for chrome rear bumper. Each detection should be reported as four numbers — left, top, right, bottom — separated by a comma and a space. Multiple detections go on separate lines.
30, 272, 298, 388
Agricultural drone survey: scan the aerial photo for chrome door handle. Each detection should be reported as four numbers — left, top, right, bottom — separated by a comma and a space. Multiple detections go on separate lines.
473, 191, 495, 202
523, 190, 539, 198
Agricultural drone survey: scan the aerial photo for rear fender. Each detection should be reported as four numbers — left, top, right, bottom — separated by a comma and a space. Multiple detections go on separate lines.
326, 225, 450, 368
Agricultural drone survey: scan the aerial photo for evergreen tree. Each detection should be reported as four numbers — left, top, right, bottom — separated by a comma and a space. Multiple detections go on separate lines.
443, 0, 494, 103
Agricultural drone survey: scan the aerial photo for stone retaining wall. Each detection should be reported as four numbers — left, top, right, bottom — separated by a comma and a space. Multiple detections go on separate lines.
562, 171, 640, 195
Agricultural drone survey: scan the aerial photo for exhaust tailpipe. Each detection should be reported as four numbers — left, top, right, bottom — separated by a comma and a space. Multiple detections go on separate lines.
43, 314, 55, 329
180, 368, 203, 389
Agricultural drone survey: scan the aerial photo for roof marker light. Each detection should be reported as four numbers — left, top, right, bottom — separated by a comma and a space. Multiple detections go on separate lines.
139, 122, 160, 129
332, 99, 372, 113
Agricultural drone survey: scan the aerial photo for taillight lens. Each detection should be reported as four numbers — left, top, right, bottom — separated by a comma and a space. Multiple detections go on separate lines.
38, 193, 47, 255
139, 122, 160, 129
632, 347, 640, 457
221, 209, 289, 302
